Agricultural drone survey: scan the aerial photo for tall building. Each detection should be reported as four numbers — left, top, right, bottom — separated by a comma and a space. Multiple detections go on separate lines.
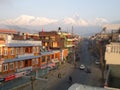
0, 29, 42, 78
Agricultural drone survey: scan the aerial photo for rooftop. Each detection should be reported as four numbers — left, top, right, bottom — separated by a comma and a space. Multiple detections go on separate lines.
0, 29, 17, 34
68, 83, 104, 90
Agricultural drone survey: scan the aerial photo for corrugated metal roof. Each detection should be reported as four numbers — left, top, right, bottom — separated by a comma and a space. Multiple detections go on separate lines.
0, 29, 17, 34
41, 51, 54, 55
68, 84, 104, 90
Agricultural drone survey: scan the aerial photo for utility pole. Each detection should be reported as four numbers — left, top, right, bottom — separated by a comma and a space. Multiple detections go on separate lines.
23, 71, 48, 90
31, 76, 36, 90
72, 26, 74, 37
99, 40, 105, 80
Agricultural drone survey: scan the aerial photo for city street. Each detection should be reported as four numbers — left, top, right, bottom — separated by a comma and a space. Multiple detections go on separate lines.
0, 40, 103, 90
44, 40, 103, 90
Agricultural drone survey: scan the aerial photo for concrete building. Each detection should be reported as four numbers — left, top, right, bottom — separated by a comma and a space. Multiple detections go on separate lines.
105, 42, 120, 89
39, 31, 76, 51
68, 83, 104, 90
0, 29, 65, 82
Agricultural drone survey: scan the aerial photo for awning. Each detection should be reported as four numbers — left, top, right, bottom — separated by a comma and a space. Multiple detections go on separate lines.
3, 55, 42, 63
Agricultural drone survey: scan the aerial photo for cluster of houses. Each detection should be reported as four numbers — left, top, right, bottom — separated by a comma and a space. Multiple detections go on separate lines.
0, 28, 79, 82
90, 24, 120, 90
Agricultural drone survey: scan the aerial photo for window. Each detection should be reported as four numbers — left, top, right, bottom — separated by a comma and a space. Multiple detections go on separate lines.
51, 55, 54, 59
3, 64, 8, 71
51, 36, 55, 41
36, 47, 39, 53
4, 47, 8, 56
32, 47, 36, 53
36, 58, 38, 64
16, 48, 19, 54
42, 56, 46, 62
55, 54, 58, 58
52, 42, 58, 47
0, 47, 2, 55
45, 37, 49, 40
20, 61, 23, 67
16, 62, 18, 68
9, 63, 14, 70
20, 47, 23, 54
0, 65, 2, 72
47, 56, 50, 61
32, 59, 36, 65
11, 48, 14, 55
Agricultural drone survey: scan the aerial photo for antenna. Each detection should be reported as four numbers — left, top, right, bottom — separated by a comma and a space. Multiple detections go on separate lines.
72, 26, 74, 37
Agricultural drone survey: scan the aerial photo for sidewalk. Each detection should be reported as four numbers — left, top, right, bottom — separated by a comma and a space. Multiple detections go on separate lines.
36, 62, 73, 90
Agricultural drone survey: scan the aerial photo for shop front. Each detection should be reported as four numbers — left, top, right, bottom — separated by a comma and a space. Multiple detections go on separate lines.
4, 74, 15, 81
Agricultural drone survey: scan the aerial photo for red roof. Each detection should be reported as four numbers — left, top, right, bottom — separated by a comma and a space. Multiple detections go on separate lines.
0, 29, 17, 34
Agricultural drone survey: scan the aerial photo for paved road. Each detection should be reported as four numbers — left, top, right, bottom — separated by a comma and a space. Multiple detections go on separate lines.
0, 40, 103, 90
48, 40, 103, 90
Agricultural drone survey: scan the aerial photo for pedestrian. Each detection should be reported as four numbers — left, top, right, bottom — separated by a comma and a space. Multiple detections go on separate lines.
69, 76, 72, 83
58, 73, 61, 79
74, 62, 77, 68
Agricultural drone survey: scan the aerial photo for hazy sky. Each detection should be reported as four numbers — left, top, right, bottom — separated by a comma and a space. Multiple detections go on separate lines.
0, 0, 120, 22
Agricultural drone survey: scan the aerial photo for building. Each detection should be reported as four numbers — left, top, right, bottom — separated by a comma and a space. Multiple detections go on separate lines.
105, 42, 120, 89
0, 29, 42, 79
0, 29, 67, 82
68, 83, 104, 90
39, 31, 64, 49
39, 30, 76, 51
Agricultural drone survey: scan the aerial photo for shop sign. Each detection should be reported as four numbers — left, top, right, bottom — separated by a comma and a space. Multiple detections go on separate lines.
16, 66, 32, 72
5, 75, 15, 81
15, 71, 26, 78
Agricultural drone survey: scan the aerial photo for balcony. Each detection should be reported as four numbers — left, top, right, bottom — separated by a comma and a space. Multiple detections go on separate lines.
16, 66, 32, 72
65, 44, 74, 48
17, 53, 34, 58
105, 42, 120, 65
66, 38, 73, 41
6, 39, 42, 47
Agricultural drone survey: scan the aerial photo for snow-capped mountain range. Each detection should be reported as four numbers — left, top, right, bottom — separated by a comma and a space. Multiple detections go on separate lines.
0, 14, 110, 36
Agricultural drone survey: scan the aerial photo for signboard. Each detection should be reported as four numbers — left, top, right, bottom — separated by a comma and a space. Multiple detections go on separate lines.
15, 71, 26, 78
16, 66, 32, 72
5, 75, 15, 81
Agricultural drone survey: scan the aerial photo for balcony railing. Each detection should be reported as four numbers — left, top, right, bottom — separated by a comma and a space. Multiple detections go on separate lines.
17, 53, 34, 58
65, 44, 74, 48
66, 39, 73, 41
106, 42, 120, 54
6, 40, 42, 46
16, 66, 32, 72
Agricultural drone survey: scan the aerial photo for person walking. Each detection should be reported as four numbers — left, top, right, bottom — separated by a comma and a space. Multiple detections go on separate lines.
69, 76, 72, 83
58, 73, 61, 79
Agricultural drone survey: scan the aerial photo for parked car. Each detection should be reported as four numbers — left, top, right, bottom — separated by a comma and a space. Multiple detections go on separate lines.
95, 60, 100, 65
79, 64, 85, 70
